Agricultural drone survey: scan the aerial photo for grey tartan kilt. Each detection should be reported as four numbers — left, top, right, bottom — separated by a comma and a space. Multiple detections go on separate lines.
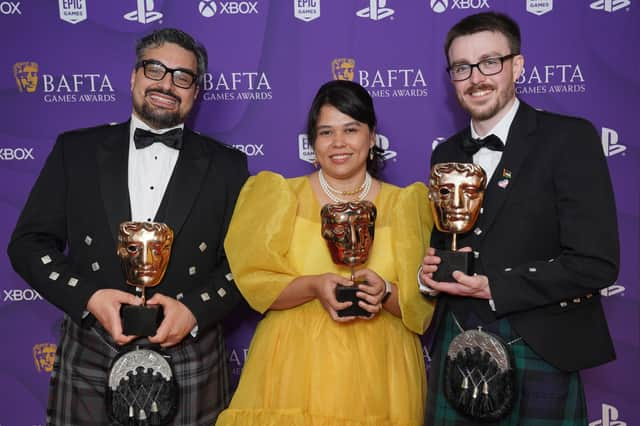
46, 316, 230, 426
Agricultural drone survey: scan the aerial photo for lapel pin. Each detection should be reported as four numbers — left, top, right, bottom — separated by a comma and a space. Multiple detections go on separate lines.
497, 179, 509, 189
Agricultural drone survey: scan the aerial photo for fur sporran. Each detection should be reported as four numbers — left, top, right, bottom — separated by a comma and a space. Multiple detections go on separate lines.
107, 347, 178, 425
443, 328, 516, 422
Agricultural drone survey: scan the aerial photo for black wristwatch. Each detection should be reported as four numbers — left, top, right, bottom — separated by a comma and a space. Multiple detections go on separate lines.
381, 280, 393, 304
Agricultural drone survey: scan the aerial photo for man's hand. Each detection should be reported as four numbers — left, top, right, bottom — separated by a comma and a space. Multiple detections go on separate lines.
87, 289, 141, 345
146, 293, 197, 347
420, 246, 492, 299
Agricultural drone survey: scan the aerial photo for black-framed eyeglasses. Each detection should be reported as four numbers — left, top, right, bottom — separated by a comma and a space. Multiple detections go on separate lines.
447, 54, 517, 82
136, 59, 198, 89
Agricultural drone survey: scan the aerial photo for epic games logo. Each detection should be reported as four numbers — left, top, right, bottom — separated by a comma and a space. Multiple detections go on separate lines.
294, 0, 320, 22
58, 0, 87, 24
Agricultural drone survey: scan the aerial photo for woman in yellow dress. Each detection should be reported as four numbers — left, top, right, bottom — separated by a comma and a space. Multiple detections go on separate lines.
217, 80, 434, 425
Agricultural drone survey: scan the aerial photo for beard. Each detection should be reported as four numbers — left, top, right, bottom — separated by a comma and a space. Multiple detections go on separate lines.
133, 88, 185, 129
457, 83, 515, 122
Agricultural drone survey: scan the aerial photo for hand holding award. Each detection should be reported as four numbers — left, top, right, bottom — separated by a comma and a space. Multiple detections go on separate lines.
117, 221, 174, 337
321, 201, 377, 317
428, 162, 487, 282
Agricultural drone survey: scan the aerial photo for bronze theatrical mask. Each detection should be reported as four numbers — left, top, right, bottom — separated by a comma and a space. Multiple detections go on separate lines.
428, 162, 486, 281
321, 201, 377, 317
117, 221, 174, 336
117, 221, 174, 294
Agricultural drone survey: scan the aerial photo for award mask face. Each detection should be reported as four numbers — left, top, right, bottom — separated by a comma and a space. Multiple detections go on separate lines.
321, 201, 377, 267
428, 163, 487, 234
117, 222, 174, 288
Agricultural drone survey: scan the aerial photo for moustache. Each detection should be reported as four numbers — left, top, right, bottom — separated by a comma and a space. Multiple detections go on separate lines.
465, 83, 494, 95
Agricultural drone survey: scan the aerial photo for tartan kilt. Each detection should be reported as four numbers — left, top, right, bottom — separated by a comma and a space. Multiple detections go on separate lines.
47, 315, 230, 426
425, 310, 587, 426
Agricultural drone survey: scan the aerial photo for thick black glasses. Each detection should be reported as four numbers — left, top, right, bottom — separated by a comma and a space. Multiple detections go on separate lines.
136, 59, 198, 89
447, 54, 517, 82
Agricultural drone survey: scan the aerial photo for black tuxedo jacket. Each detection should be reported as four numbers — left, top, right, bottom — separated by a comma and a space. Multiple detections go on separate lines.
430, 102, 619, 371
8, 121, 249, 332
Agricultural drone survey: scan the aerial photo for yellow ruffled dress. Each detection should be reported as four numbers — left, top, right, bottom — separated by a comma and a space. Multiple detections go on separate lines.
217, 171, 434, 426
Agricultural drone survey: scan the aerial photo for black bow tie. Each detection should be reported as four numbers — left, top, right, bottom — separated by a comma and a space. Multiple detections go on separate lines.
134, 128, 183, 150
461, 134, 504, 155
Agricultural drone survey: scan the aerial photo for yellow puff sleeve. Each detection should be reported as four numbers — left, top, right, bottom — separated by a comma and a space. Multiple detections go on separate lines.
224, 171, 298, 313
392, 182, 435, 334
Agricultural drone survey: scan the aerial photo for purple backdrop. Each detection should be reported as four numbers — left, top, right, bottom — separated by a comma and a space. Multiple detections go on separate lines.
1, 1, 638, 425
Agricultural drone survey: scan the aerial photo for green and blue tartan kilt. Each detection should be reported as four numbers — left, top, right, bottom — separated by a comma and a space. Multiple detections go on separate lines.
425, 310, 587, 426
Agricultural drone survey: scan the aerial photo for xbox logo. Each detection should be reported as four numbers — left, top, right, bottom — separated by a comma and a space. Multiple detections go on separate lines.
199, 0, 217, 17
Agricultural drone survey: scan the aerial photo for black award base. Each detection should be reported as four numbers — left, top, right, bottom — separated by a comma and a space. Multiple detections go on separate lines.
120, 304, 163, 337
335, 281, 372, 318
433, 249, 474, 283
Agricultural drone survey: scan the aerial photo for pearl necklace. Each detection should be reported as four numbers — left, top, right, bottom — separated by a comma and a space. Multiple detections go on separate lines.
318, 169, 372, 203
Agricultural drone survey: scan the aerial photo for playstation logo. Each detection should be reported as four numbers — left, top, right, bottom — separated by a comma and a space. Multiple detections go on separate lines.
432, 136, 446, 151
124, 0, 163, 24
590, 0, 631, 12
589, 403, 626, 426
600, 284, 625, 297
356, 0, 394, 20
601, 127, 626, 157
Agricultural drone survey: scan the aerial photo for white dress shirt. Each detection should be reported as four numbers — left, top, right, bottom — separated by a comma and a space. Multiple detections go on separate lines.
128, 115, 182, 222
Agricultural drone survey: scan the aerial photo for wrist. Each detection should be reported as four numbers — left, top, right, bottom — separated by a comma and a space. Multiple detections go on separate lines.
381, 280, 393, 304
417, 266, 439, 296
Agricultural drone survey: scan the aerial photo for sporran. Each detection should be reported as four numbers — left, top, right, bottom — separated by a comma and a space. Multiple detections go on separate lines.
443, 315, 517, 422
107, 346, 178, 425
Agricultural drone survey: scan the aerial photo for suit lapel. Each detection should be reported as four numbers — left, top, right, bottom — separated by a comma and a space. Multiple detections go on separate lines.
156, 128, 209, 237
97, 121, 131, 243
477, 102, 537, 234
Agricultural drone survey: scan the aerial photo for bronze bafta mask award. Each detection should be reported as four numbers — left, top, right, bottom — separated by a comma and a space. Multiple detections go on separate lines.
117, 221, 174, 336
428, 162, 487, 282
321, 201, 377, 317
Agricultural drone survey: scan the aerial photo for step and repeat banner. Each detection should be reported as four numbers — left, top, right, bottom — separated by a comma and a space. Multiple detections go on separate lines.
1, 1, 637, 424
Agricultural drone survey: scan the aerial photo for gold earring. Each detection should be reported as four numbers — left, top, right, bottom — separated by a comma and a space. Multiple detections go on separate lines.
313, 159, 319, 169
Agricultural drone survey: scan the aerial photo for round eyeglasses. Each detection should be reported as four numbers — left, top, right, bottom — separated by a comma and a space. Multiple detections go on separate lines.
447, 54, 517, 82
136, 60, 198, 89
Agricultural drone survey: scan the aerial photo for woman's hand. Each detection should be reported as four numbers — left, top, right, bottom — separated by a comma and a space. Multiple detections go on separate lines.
313, 273, 359, 322
352, 268, 386, 318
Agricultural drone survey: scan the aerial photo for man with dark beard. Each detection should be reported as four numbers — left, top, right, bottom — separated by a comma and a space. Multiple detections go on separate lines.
8, 28, 248, 425
419, 12, 619, 425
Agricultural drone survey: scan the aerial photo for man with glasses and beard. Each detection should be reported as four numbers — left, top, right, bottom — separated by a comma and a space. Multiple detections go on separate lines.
419, 12, 619, 425
8, 28, 248, 425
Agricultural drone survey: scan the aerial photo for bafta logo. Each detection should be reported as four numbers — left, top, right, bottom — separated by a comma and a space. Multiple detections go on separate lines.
33, 343, 57, 373
14, 62, 38, 93
331, 58, 355, 81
